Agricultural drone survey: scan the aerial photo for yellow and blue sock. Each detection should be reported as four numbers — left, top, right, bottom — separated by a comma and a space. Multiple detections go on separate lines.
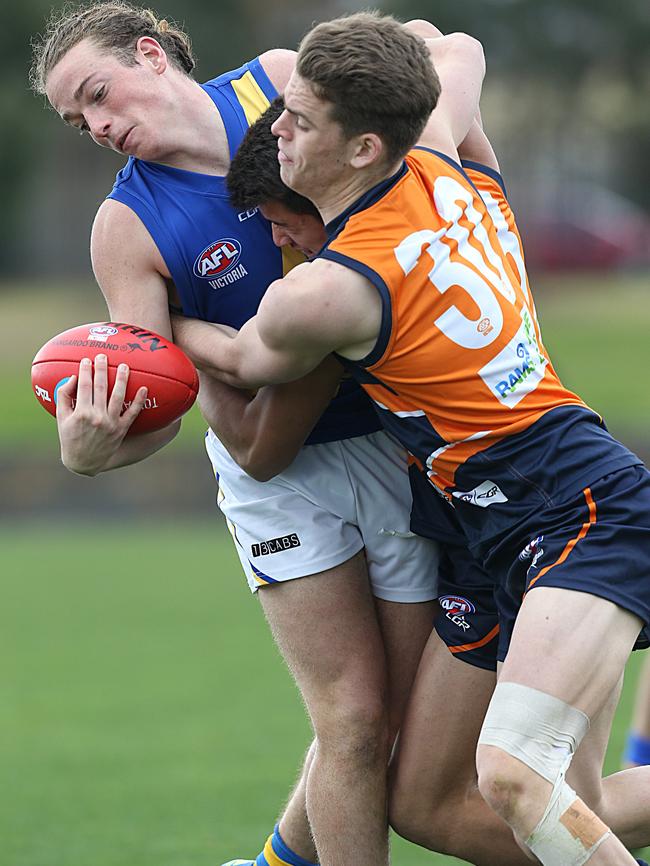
256, 825, 317, 866
625, 731, 650, 765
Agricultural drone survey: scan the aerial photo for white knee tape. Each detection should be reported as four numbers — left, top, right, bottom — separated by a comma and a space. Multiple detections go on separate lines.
478, 681, 590, 784
526, 776, 611, 866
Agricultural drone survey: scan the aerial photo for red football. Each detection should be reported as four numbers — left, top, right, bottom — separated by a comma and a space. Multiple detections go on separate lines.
31, 322, 199, 435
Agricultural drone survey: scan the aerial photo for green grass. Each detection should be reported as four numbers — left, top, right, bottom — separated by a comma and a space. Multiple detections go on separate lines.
1, 522, 648, 866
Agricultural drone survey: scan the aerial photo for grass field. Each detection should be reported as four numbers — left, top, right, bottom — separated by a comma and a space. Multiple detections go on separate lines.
1, 523, 649, 866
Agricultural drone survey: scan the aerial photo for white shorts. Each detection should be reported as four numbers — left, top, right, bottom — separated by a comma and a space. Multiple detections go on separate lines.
205, 428, 439, 602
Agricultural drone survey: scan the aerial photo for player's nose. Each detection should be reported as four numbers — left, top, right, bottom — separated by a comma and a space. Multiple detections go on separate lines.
271, 110, 291, 140
271, 224, 292, 248
87, 111, 111, 141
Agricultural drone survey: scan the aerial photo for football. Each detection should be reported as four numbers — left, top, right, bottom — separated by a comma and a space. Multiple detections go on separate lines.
31, 322, 199, 435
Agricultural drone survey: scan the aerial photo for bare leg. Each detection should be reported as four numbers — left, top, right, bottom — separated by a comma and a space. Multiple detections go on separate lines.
390, 631, 532, 865
477, 587, 642, 865
258, 551, 436, 866
276, 597, 436, 861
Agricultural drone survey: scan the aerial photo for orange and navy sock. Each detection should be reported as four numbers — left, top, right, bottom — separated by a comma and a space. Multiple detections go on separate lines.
256, 825, 317, 866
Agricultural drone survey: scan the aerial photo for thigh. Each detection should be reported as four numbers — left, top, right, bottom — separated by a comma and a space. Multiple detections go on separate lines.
501, 586, 641, 719
567, 676, 624, 802
374, 598, 438, 738
258, 550, 388, 721
391, 628, 496, 796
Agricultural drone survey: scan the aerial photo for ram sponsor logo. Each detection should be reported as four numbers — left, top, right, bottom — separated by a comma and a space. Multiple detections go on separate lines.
452, 480, 508, 508
194, 238, 242, 279
478, 308, 547, 408
88, 325, 119, 342
439, 595, 476, 614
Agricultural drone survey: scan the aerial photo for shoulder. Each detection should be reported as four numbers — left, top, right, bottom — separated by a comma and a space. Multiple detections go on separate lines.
91, 199, 167, 278
258, 49, 296, 93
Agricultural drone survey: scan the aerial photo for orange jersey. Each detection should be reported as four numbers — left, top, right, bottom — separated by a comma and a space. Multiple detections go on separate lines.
323, 148, 585, 493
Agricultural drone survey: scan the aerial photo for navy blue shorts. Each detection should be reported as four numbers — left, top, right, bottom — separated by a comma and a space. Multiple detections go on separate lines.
434, 544, 503, 671
495, 465, 650, 660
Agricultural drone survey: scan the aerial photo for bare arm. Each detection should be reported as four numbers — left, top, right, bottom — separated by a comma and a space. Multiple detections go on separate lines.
57, 200, 181, 476
198, 356, 344, 481
173, 260, 381, 390
258, 48, 297, 94
417, 33, 486, 159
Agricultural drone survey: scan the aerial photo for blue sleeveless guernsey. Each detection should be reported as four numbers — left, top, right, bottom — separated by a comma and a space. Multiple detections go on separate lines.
107, 57, 380, 445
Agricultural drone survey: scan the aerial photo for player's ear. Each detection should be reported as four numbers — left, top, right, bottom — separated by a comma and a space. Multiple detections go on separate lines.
135, 36, 168, 74
350, 133, 384, 170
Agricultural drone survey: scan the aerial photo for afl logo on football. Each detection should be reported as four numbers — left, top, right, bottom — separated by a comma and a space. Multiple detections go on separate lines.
439, 595, 476, 614
88, 325, 119, 341
194, 239, 242, 278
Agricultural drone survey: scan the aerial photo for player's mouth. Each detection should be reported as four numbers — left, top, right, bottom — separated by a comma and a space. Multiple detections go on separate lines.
116, 127, 135, 153
277, 147, 293, 165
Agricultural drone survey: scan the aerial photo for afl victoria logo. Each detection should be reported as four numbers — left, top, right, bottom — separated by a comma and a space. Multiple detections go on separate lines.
194, 238, 242, 278
439, 595, 476, 614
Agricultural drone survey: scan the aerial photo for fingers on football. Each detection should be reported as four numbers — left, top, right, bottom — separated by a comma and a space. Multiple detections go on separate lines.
122, 385, 149, 426
108, 362, 130, 416
54, 374, 78, 418
75, 357, 94, 407
93, 354, 108, 406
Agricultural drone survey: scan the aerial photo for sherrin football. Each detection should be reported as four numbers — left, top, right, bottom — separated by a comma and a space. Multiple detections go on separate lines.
31, 322, 199, 435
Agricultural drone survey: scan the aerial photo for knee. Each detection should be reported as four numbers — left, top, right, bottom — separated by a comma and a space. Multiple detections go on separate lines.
312, 692, 390, 765
477, 745, 531, 821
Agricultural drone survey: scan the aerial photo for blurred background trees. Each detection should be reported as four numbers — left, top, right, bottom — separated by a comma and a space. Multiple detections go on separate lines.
3, 0, 649, 277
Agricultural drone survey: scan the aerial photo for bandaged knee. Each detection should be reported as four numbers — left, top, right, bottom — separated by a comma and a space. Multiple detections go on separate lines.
478, 682, 610, 866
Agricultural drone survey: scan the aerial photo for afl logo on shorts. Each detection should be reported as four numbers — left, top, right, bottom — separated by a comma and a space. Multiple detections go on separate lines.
439, 595, 476, 614
194, 239, 242, 278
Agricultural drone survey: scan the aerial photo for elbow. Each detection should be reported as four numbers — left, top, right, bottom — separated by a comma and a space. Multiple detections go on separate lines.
237, 451, 289, 483
404, 19, 443, 39
446, 32, 486, 76
233, 440, 296, 482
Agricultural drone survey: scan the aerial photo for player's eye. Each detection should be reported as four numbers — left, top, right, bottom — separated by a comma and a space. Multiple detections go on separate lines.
93, 85, 105, 102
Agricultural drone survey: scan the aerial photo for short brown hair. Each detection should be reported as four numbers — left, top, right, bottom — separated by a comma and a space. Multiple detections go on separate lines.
296, 11, 440, 165
30, 1, 195, 95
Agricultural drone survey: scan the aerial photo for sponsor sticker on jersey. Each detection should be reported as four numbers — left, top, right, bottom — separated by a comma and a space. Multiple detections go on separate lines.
452, 480, 508, 508
478, 307, 547, 408
194, 238, 242, 279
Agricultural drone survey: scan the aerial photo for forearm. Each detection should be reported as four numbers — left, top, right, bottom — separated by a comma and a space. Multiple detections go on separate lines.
424, 33, 485, 148
173, 314, 322, 390
198, 356, 343, 481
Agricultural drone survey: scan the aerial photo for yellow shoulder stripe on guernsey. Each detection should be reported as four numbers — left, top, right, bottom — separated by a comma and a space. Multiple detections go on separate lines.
282, 244, 306, 276
231, 70, 271, 126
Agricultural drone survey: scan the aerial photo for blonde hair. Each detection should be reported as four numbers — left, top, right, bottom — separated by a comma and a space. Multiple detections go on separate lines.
30, 1, 195, 94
